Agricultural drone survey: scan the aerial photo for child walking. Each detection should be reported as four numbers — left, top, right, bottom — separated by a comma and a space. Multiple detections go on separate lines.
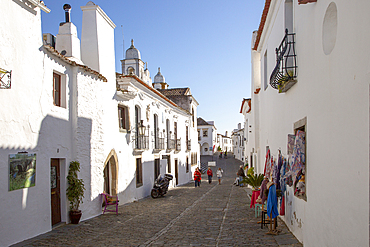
216, 167, 224, 185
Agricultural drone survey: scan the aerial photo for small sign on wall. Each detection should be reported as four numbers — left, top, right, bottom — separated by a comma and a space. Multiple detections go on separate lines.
9, 153, 36, 191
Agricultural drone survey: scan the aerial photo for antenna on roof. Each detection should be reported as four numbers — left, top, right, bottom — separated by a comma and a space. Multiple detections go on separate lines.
121, 25, 124, 59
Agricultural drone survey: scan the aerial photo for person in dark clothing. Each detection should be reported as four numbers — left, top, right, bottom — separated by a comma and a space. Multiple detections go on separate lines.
207, 167, 213, 184
237, 165, 246, 186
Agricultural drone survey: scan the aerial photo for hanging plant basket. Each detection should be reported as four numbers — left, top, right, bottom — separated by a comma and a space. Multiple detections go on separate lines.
278, 70, 297, 93
278, 78, 297, 93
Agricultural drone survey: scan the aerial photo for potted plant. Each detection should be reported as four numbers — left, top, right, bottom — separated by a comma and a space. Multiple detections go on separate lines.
242, 173, 264, 190
66, 161, 85, 224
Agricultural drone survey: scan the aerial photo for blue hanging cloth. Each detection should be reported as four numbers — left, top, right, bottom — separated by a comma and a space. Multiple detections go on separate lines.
267, 184, 279, 219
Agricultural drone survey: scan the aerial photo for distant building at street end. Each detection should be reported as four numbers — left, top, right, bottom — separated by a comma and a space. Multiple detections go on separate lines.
197, 117, 217, 155
232, 123, 245, 163
216, 132, 232, 154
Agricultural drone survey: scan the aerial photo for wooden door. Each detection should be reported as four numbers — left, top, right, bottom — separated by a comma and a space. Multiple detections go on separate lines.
104, 162, 110, 194
175, 159, 178, 185
154, 159, 160, 179
50, 159, 61, 226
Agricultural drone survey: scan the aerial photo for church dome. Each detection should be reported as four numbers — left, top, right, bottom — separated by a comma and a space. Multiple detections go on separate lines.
154, 67, 165, 83
125, 39, 141, 59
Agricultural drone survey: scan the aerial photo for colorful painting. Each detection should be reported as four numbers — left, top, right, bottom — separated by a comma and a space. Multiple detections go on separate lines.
9, 153, 36, 191
287, 134, 295, 155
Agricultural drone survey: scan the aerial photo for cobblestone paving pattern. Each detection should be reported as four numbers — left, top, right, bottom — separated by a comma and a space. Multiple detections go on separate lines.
13, 155, 302, 247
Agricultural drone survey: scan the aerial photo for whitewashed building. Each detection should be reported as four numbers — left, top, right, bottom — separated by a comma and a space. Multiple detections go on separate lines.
232, 124, 245, 162
240, 98, 258, 169
0, 1, 199, 246
248, 0, 369, 246
216, 132, 233, 154
197, 118, 217, 155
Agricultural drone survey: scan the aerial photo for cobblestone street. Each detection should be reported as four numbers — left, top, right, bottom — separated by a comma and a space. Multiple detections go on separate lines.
13, 155, 302, 247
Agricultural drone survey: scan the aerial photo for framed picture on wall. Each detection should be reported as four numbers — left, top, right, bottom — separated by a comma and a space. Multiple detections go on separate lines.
9, 153, 36, 191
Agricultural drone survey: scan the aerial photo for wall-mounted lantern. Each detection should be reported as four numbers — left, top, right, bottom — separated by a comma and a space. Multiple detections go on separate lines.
0, 68, 11, 89
138, 120, 146, 136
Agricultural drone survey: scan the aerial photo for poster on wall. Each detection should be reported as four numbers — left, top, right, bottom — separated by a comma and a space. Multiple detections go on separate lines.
9, 153, 36, 191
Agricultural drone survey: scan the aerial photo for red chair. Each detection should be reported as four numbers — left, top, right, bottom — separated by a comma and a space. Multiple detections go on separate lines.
101, 193, 119, 215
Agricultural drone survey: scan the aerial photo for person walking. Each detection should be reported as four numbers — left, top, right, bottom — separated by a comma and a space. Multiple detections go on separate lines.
194, 167, 202, 187
216, 167, 224, 185
207, 167, 213, 184
237, 165, 246, 186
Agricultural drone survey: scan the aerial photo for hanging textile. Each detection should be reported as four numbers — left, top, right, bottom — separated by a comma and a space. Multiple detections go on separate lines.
287, 134, 296, 155
272, 157, 278, 185
290, 130, 306, 180
266, 155, 273, 180
260, 178, 269, 204
278, 154, 283, 189
274, 153, 283, 190
267, 184, 279, 219
280, 158, 287, 194
264, 148, 270, 177
279, 195, 285, 216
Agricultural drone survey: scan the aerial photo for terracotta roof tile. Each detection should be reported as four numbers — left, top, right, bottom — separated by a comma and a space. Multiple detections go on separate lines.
253, 0, 271, 51
197, 117, 211, 126
158, 88, 190, 96
43, 45, 107, 82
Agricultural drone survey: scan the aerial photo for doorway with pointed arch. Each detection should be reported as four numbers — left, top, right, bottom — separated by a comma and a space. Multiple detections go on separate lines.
103, 149, 118, 196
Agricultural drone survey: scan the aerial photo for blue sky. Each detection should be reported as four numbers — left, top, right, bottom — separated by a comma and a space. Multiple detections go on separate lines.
41, 0, 265, 135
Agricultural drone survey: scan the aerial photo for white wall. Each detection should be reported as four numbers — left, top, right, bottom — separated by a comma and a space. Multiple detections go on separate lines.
251, 0, 369, 246
0, 2, 199, 246
0, 2, 53, 246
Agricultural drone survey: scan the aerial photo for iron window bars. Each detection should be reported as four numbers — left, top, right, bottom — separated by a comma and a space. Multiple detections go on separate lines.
270, 29, 297, 90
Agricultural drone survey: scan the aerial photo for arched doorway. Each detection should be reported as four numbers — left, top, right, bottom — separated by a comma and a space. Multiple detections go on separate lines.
103, 149, 118, 196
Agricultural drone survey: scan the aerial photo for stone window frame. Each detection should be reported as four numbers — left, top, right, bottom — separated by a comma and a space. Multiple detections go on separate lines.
118, 104, 130, 132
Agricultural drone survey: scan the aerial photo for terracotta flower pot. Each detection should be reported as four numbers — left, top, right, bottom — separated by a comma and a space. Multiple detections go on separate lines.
69, 210, 82, 224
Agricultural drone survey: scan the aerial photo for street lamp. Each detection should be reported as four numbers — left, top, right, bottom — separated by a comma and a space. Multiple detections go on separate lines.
138, 120, 146, 136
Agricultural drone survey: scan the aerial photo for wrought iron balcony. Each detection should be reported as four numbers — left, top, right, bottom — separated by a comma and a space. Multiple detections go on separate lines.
187, 140, 191, 151
154, 137, 165, 150
167, 139, 175, 150
176, 139, 181, 151
270, 29, 297, 93
134, 135, 149, 150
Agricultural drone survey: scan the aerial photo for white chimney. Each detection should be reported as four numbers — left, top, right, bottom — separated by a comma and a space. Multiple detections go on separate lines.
56, 4, 82, 63
81, 1, 116, 81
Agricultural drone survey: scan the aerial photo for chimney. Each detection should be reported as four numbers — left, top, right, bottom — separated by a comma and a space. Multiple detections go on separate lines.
63, 4, 71, 22
81, 1, 116, 82
55, 4, 82, 62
